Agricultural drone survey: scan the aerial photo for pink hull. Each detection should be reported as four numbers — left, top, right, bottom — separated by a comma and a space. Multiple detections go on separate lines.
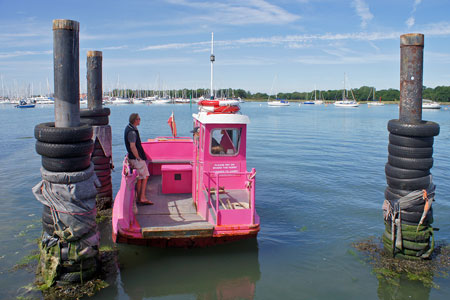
114, 227, 259, 248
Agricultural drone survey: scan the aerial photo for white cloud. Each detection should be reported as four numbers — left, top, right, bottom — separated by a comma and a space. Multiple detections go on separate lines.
352, 0, 374, 29
104, 57, 193, 67
412, 0, 422, 13
100, 45, 129, 51
139, 32, 401, 52
295, 53, 397, 65
407, 0, 423, 28
0, 50, 51, 59
165, 0, 300, 25
421, 22, 450, 36
138, 20, 450, 54
406, 17, 415, 28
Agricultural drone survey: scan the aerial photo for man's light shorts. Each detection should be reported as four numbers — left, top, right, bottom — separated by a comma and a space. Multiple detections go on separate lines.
129, 159, 149, 179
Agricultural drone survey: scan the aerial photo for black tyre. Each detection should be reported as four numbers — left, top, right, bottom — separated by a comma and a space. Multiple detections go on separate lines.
386, 186, 415, 197
401, 208, 433, 224
384, 193, 426, 213
387, 119, 440, 137
98, 175, 111, 186
388, 144, 433, 159
388, 155, 433, 170
389, 133, 434, 148
387, 214, 432, 226
92, 156, 110, 165
97, 182, 112, 193
384, 223, 431, 243
41, 163, 94, 184
94, 140, 103, 149
42, 155, 91, 172
97, 190, 113, 198
58, 267, 96, 283
36, 140, 93, 158
383, 239, 424, 258
384, 194, 426, 212
80, 107, 110, 118
80, 116, 108, 126
94, 163, 110, 171
92, 148, 105, 156
35, 122, 93, 144
386, 175, 432, 190
95, 169, 111, 177
383, 231, 429, 251
60, 257, 97, 273
385, 163, 430, 179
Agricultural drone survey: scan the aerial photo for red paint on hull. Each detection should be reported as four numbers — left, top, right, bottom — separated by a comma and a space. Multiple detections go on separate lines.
116, 232, 258, 248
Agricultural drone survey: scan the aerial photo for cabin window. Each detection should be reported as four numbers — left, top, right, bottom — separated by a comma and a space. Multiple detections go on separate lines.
210, 128, 241, 156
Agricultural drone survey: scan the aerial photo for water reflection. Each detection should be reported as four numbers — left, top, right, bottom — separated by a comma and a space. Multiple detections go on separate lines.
118, 239, 260, 299
377, 274, 431, 300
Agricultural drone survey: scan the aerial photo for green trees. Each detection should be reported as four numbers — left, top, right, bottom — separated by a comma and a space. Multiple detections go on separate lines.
108, 86, 450, 102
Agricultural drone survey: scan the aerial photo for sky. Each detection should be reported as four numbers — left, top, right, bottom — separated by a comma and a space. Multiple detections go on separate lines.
1, 0, 450, 95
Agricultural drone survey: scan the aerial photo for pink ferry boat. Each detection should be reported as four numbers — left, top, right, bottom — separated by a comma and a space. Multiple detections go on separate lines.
112, 102, 260, 247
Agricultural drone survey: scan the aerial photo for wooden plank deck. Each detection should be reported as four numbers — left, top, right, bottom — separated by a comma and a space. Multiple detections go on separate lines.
210, 189, 250, 210
136, 176, 214, 238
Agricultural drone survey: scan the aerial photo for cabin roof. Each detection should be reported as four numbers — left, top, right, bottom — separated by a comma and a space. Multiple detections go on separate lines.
192, 112, 250, 124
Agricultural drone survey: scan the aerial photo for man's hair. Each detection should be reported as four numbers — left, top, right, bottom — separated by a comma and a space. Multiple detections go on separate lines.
129, 113, 139, 124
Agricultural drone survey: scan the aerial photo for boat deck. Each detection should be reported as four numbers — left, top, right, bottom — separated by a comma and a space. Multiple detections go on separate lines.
136, 176, 214, 238
209, 189, 250, 210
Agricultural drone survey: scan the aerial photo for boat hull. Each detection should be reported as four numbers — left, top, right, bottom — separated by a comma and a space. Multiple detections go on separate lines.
16, 104, 35, 108
114, 225, 260, 248
334, 101, 359, 107
268, 102, 290, 106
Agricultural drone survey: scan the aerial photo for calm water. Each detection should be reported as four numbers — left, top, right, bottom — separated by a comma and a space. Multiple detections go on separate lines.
0, 102, 449, 299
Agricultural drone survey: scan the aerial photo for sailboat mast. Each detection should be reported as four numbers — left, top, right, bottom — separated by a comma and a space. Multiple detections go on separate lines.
210, 32, 215, 99
343, 73, 346, 100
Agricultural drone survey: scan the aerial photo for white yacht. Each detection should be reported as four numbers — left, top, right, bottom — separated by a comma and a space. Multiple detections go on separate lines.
268, 99, 290, 106
334, 73, 359, 107
422, 99, 440, 109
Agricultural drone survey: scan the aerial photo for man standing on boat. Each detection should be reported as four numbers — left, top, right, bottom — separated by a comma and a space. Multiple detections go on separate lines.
125, 113, 153, 205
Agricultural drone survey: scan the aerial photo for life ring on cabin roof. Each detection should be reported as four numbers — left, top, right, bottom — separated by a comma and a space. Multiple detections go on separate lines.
206, 105, 240, 114
198, 99, 240, 107
198, 100, 220, 106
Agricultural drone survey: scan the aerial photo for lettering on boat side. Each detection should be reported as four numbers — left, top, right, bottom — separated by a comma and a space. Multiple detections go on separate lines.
211, 163, 239, 173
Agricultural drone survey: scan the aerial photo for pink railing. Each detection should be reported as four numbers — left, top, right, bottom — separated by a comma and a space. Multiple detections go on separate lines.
203, 168, 256, 225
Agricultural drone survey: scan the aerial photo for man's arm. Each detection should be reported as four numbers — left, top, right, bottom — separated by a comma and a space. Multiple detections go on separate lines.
130, 142, 141, 160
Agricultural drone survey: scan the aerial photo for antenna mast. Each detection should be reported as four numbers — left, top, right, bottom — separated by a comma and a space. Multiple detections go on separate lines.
210, 32, 215, 99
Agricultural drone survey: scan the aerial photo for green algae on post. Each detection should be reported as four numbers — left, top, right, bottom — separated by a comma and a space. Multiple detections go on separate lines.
352, 237, 450, 289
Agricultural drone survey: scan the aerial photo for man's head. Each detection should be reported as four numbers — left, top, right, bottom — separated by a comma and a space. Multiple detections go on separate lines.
129, 113, 141, 126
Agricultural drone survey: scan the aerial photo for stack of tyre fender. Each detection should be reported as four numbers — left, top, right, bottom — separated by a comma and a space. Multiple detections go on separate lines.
80, 107, 113, 209
384, 119, 440, 259
35, 122, 99, 284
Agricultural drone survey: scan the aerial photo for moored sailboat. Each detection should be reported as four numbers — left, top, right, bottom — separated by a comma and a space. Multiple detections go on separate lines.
367, 88, 384, 106
334, 73, 359, 107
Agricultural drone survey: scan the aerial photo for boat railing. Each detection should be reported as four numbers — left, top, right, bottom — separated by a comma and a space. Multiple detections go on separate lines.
203, 168, 256, 225
120, 158, 138, 222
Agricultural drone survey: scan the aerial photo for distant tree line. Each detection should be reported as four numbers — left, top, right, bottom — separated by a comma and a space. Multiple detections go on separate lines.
110, 85, 450, 102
